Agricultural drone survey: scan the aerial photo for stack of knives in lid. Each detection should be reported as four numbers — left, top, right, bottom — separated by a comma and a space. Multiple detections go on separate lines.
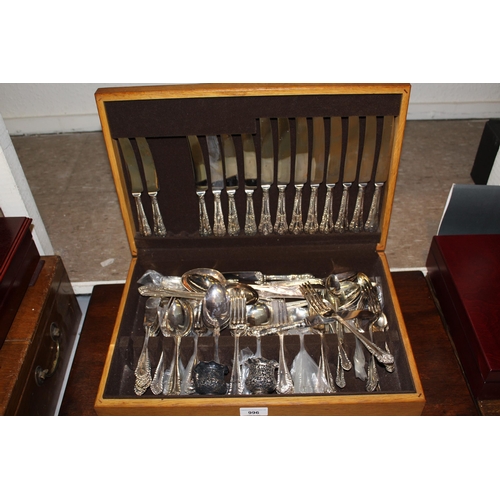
117, 115, 394, 238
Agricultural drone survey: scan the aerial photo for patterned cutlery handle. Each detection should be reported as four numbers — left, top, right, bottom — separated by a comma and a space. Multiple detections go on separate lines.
258, 186, 273, 235
197, 192, 212, 237
274, 186, 288, 235
349, 183, 367, 232
133, 193, 152, 236
213, 191, 226, 237
289, 185, 304, 234
149, 192, 167, 236
334, 183, 351, 233
227, 190, 240, 236
365, 182, 384, 232
319, 184, 335, 234
304, 185, 319, 234
244, 190, 257, 236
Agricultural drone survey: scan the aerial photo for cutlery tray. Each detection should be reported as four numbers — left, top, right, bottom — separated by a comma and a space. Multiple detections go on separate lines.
94, 84, 425, 415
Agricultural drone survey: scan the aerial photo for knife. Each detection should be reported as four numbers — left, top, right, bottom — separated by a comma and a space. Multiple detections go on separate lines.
365, 115, 395, 232
135, 137, 167, 237
304, 117, 326, 234
335, 116, 360, 233
206, 135, 226, 237
320, 116, 342, 233
258, 117, 274, 235
187, 135, 212, 236
117, 137, 152, 237
274, 117, 292, 235
221, 134, 240, 236
349, 116, 377, 232
241, 133, 258, 235
289, 117, 309, 234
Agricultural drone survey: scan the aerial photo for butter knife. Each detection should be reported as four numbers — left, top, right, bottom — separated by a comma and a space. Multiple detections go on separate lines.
335, 116, 360, 233
118, 137, 152, 236
259, 118, 274, 235
241, 133, 258, 235
365, 116, 395, 232
206, 135, 226, 237
221, 134, 240, 236
187, 135, 212, 236
289, 117, 308, 234
136, 137, 167, 237
349, 116, 377, 232
275, 117, 292, 235
305, 117, 326, 234
320, 117, 342, 233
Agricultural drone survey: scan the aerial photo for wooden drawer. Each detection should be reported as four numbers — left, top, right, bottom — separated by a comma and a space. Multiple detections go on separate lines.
0, 256, 82, 415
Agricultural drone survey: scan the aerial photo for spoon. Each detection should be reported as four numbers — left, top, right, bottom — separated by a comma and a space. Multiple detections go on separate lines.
165, 298, 193, 395
202, 283, 230, 363
247, 300, 271, 357
182, 268, 226, 292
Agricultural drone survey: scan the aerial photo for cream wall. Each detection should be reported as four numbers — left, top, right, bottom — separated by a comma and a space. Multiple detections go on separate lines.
0, 83, 499, 136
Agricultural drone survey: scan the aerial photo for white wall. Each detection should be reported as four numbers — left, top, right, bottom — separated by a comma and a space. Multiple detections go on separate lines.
0, 83, 499, 135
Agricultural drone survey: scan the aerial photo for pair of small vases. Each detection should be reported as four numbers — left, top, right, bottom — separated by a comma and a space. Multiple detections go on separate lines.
193, 357, 279, 395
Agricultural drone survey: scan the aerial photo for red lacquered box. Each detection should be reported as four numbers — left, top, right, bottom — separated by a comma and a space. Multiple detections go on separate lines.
427, 234, 500, 403
0, 217, 40, 349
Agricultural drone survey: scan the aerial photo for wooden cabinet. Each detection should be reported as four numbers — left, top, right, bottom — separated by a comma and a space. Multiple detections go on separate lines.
0, 256, 81, 415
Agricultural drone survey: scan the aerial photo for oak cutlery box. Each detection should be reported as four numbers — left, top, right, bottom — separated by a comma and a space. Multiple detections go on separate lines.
94, 84, 425, 415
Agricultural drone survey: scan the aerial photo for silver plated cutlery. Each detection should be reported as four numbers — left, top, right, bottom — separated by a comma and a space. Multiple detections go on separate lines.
242, 133, 258, 235
305, 117, 326, 234
206, 135, 226, 237
274, 117, 292, 235
118, 137, 152, 237
221, 134, 240, 236
289, 117, 308, 234
335, 116, 360, 233
187, 135, 212, 236
259, 118, 274, 235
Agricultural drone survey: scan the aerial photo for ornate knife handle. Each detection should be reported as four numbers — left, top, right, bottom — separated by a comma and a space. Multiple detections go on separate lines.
304, 185, 319, 234
319, 184, 335, 234
334, 183, 351, 233
349, 183, 367, 232
365, 182, 384, 232
244, 190, 257, 236
213, 191, 226, 237
227, 190, 240, 236
289, 185, 304, 234
274, 186, 288, 235
133, 193, 152, 236
197, 192, 212, 237
149, 192, 167, 236
258, 186, 273, 235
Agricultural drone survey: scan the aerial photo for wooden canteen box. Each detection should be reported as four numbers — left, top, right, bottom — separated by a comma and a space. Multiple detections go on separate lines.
94, 83, 424, 415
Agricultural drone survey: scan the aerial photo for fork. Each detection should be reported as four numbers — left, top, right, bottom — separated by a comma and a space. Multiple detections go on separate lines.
299, 282, 394, 366
228, 290, 247, 395
273, 299, 294, 395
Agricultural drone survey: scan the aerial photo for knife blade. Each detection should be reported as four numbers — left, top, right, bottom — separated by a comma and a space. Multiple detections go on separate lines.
206, 135, 226, 237
241, 133, 258, 235
305, 117, 326, 234
289, 117, 308, 234
187, 135, 212, 236
117, 137, 152, 237
349, 116, 377, 232
221, 134, 240, 236
136, 137, 167, 237
320, 116, 343, 233
274, 117, 291, 235
365, 115, 395, 232
335, 116, 360, 233
258, 117, 274, 235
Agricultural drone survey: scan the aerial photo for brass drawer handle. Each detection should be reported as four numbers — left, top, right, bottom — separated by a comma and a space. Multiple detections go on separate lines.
35, 322, 61, 386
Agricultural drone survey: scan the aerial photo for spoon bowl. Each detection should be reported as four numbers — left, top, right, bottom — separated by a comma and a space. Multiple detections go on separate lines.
182, 268, 226, 293
203, 283, 230, 363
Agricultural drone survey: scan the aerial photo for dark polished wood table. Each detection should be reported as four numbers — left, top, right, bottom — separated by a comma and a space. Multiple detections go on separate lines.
59, 271, 480, 416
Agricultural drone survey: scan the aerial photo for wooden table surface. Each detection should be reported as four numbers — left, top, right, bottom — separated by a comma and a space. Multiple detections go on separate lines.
59, 271, 479, 416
